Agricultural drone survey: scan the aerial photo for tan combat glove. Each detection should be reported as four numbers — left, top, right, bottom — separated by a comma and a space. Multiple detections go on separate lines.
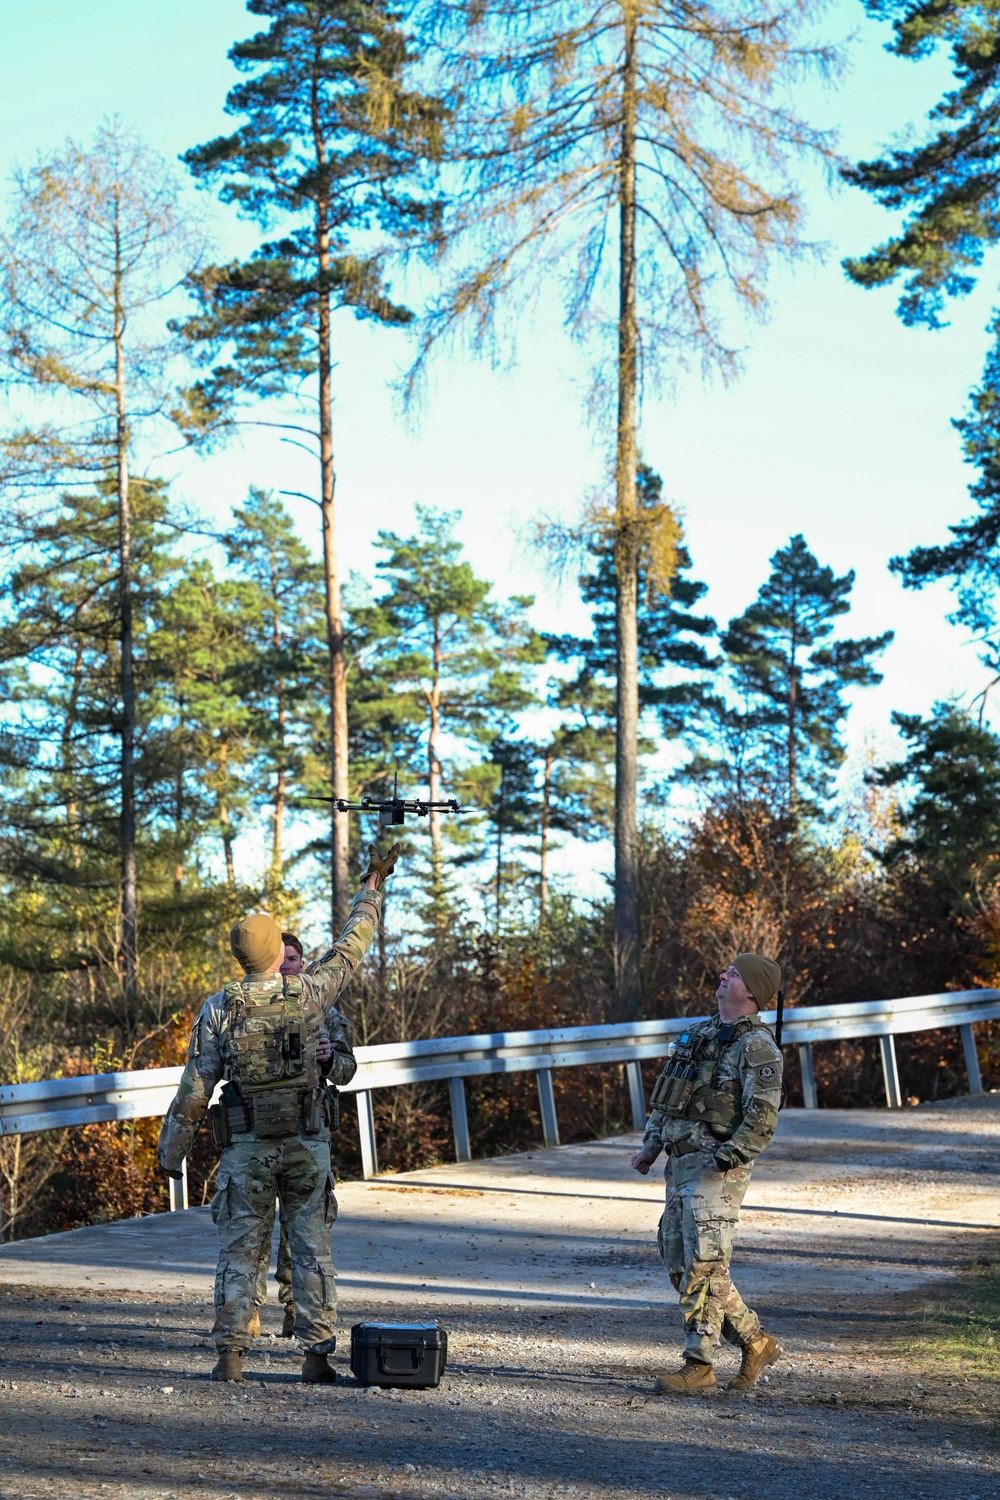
361, 842, 402, 890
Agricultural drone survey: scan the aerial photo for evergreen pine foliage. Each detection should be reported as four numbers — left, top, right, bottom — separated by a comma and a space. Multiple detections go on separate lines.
720, 535, 892, 812
546, 463, 718, 754
353, 507, 544, 918
485, 733, 539, 927
876, 704, 1000, 898
844, 0, 1000, 666
843, 0, 1000, 329
175, 0, 446, 429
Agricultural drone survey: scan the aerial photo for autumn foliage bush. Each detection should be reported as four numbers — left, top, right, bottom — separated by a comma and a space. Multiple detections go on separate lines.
3, 796, 999, 1239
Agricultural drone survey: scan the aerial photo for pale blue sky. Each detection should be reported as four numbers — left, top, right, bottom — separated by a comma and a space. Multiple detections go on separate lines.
2, 0, 995, 917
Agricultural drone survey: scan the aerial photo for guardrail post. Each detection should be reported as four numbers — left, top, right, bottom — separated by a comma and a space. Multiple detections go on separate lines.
797, 1044, 818, 1110
960, 1024, 984, 1096
356, 1090, 378, 1179
879, 1035, 902, 1108
536, 1067, 560, 1148
625, 1061, 646, 1130
168, 1159, 189, 1212
448, 1076, 471, 1161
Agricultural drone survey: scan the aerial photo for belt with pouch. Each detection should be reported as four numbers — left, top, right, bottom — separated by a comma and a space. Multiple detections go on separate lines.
669, 1137, 709, 1158
209, 1083, 330, 1146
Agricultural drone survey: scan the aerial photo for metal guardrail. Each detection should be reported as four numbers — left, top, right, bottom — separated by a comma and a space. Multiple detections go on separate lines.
0, 990, 996, 1213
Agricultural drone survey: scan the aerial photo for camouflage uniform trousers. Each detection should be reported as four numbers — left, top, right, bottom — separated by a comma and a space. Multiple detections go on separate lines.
254, 1202, 293, 1309
211, 1133, 337, 1353
657, 1147, 761, 1365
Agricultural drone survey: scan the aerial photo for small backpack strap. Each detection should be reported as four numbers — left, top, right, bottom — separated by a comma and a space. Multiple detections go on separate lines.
222, 980, 243, 1011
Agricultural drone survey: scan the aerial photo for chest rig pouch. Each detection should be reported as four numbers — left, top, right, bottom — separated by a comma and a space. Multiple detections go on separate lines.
224, 975, 317, 1137
649, 1019, 756, 1139
649, 1029, 707, 1117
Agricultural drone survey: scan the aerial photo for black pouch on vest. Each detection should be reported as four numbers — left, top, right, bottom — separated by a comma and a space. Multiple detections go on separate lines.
208, 1102, 231, 1150
301, 1089, 323, 1136
222, 1080, 251, 1135
350, 1322, 448, 1389
324, 1085, 341, 1132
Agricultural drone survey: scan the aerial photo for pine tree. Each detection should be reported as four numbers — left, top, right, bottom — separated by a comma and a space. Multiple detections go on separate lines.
485, 734, 538, 929
354, 507, 544, 918
0, 480, 181, 982
548, 466, 717, 735
411, 0, 834, 1015
875, 703, 1000, 903
546, 465, 717, 864
150, 560, 258, 889
842, 0, 1000, 669
0, 123, 203, 1005
537, 718, 615, 921
221, 489, 326, 888
176, 0, 445, 931
720, 535, 892, 814
842, 0, 1000, 331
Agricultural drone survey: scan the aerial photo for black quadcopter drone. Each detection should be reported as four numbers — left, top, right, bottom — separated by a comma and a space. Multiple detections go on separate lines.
304, 772, 464, 829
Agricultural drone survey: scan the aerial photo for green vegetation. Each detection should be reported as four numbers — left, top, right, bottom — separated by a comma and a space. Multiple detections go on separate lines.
2, 0, 1000, 1239
908, 1261, 1000, 1382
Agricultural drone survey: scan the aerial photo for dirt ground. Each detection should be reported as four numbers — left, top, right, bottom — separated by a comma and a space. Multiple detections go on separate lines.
0, 1100, 997, 1500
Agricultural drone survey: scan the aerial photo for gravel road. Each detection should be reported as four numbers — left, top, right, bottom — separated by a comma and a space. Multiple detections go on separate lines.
0, 1099, 996, 1500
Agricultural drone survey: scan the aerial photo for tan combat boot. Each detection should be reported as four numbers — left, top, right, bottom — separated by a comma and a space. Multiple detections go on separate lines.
728, 1331, 782, 1390
653, 1359, 716, 1395
281, 1301, 296, 1338
301, 1350, 337, 1384
211, 1350, 243, 1383
247, 1308, 261, 1339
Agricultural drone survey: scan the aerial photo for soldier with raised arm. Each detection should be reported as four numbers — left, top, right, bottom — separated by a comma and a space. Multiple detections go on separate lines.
249, 932, 312, 1341
157, 845, 400, 1384
632, 953, 784, 1395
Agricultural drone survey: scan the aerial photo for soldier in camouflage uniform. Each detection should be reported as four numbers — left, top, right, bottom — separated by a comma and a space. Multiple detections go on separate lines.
632, 953, 784, 1395
157, 845, 400, 1384
249, 933, 311, 1341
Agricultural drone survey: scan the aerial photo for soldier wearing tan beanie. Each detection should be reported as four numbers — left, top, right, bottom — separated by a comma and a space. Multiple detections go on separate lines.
229, 912, 286, 975
632, 952, 785, 1396
158, 842, 401, 1385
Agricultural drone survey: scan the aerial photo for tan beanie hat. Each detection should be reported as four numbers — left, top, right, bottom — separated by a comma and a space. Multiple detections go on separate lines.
230, 912, 285, 974
731, 953, 781, 1009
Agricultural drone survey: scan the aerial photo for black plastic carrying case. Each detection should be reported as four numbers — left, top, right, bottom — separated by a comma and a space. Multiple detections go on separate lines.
350, 1321, 448, 1389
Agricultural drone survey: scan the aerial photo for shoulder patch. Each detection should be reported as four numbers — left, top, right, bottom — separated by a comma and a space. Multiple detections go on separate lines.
744, 1030, 781, 1060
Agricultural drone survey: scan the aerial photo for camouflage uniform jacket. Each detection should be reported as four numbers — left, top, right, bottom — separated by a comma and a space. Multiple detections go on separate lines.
157, 887, 382, 1173
642, 1012, 782, 1169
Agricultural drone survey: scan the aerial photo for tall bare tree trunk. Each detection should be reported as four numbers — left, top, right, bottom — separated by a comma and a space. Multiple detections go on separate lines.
613, 2, 640, 1021
274, 741, 286, 877
113, 195, 138, 1014
174, 695, 185, 898
787, 617, 798, 815
63, 643, 84, 871
314, 95, 350, 933
427, 622, 444, 918
539, 745, 553, 921
270, 561, 287, 882
218, 732, 235, 886
495, 785, 503, 934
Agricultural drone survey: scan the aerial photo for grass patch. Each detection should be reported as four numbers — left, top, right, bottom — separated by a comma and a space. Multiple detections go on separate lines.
907, 1260, 1000, 1379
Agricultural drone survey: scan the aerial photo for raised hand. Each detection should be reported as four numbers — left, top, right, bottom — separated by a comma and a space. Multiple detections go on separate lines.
361, 842, 402, 890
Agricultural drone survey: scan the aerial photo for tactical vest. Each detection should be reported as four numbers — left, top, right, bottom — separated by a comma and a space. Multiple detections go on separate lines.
223, 975, 320, 1138
648, 1017, 758, 1139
